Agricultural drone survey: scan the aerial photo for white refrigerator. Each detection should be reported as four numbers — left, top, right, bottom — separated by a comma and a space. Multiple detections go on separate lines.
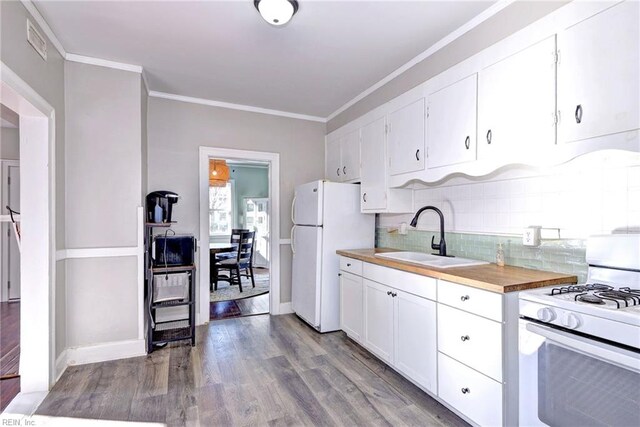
291, 180, 375, 332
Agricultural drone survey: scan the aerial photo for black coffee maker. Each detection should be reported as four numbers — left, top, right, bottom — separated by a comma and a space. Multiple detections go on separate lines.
146, 191, 179, 223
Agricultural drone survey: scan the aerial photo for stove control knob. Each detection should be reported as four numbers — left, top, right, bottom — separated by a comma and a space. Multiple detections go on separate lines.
537, 307, 556, 322
562, 312, 581, 330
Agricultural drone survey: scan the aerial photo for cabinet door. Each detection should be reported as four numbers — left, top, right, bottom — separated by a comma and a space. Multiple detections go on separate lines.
427, 75, 477, 168
363, 279, 394, 363
341, 129, 361, 182
388, 98, 425, 175
340, 272, 363, 343
394, 290, 437, 394
360, 117, 387, 210
325, 136, 342, 181
478, 36, 557, 163
557, 1, 640, 143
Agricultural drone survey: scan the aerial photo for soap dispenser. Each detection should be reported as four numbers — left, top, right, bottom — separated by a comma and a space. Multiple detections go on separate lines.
496, 243, 505, 267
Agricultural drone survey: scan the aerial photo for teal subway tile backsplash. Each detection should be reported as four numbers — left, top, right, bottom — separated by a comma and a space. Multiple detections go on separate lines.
375, 228, 587, 282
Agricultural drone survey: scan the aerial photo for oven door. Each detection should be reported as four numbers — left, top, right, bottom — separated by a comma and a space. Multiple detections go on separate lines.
519, 318, 640, 427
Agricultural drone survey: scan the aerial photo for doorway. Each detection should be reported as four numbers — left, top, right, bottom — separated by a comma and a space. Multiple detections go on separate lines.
198, 147, 281, 324
208, 161, 270, 319
1, 63, 56, 411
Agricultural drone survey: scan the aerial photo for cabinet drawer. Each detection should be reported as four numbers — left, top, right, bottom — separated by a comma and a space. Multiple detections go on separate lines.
438, 352, 503, 427
438, 304, 503, 381
340, 257, 363, 276
363, 262, 436, 300
438, 280, 502, 321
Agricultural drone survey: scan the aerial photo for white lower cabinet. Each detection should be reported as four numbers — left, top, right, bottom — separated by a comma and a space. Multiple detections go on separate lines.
438, 304, 503, 382
339, 257, 517, 426
363, 279, 394, 362
394, 290, 437, 394
438, 352, 503, 427
339, 271, 364, 343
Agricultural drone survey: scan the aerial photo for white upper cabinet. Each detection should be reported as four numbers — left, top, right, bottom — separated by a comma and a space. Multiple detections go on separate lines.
325, 130, 360, 183
557, 0, 640, 144
478, 36, 557, 163
388, 98, 426, 175
360, 117, 388, 210
325, 136, 342, 181
427, 74, 478, 169
341, 129, 361, 182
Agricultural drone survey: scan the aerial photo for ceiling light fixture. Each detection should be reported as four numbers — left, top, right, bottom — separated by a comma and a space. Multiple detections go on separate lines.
254, 0, 299, 26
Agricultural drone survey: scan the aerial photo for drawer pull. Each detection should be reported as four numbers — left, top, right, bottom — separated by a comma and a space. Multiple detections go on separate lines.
391, 292, 397, 297
338, 273, 342, 277
461, 387, 470, 394
387, 291, 392, 296
347, 263, 351, 267
460, 295, 470, 302
460, 335, 470, 342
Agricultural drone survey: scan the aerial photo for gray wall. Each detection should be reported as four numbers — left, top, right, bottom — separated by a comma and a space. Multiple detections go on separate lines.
147, 97, 325, 303
1, 127, 20, 160
1, 0, 67, 357
328, 0, 569, 132
65, 61, 142, 248
64, 61, 143, 347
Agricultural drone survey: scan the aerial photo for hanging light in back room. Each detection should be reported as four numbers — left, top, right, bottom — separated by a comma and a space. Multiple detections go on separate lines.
254, 0, 299, 26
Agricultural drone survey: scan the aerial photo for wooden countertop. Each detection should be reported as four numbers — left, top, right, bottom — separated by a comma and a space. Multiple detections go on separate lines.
336, 248, 577, 293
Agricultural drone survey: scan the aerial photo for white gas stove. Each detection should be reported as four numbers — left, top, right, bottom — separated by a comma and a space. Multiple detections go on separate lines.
519, 234, 640, 427
520, 234, 640, 349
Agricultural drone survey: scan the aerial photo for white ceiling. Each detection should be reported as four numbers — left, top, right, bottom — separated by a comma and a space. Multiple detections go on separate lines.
34, 0, 494, 118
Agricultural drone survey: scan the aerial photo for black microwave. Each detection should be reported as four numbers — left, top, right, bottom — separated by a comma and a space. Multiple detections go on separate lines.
153, 235, 196, 267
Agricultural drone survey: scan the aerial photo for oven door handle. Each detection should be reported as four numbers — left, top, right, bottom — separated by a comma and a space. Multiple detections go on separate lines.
525, 322, 640, 372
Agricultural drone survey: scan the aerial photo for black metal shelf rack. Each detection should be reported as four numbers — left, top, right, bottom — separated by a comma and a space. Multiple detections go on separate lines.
145, 223, 196, 353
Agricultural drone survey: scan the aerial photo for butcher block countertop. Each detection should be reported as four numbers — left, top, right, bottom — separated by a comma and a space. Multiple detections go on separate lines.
336, 248, 578, 293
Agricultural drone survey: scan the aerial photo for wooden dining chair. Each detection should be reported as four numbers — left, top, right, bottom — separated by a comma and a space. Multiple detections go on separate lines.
214, 231, 256, 293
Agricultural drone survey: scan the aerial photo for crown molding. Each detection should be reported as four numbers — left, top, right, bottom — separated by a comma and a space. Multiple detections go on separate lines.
149, 91, 327, 123
326, 0, 516, 122
20, 0, 67, 58
65, 53, 143, 73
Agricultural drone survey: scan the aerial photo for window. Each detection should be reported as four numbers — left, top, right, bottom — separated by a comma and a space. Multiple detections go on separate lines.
209, 181, 234, 236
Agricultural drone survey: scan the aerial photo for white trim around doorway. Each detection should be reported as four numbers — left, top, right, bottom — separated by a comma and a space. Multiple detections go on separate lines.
1, 61, 56, 395
198, 147, 282, 324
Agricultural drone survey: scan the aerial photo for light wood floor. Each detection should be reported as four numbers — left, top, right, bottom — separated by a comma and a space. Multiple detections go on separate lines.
36, 314, 468, 427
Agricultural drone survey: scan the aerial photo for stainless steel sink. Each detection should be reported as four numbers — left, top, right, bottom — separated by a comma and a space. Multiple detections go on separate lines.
374, 251, 489, 269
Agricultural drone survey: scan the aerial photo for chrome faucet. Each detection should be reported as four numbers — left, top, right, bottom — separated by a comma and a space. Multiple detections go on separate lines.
410, 206, 448, 257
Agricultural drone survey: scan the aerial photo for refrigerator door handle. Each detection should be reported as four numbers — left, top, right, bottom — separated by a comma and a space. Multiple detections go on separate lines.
290, 225, 296, 254
291, 195, 297, 225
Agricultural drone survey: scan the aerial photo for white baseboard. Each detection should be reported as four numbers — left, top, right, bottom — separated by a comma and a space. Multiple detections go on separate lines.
2, 391, 48, 415
54, 350, 68, 381
65, 339, 146, 366
278, 302, 293, 314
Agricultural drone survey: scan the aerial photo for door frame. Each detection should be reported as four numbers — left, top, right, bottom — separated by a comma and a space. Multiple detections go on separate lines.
1, 62, 57, 393
1, 159, 21, 302
198, 147, 281, 323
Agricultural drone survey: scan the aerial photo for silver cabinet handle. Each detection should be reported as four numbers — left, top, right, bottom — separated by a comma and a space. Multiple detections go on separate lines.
336, 168, 340, 176
363, 193, 367, 203
464, 136, 470, 150
460, 295, 470, 302
461, 388, 470, 394
346, 263, 351, 267
386, 291, 392, 296
415, 149, 420, 161
343, 166, 346, 175
460, 335, 470, 342
486, 129, 492, 144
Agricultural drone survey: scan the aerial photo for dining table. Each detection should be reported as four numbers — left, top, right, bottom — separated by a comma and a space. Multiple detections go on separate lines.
209, 242, 236, 286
